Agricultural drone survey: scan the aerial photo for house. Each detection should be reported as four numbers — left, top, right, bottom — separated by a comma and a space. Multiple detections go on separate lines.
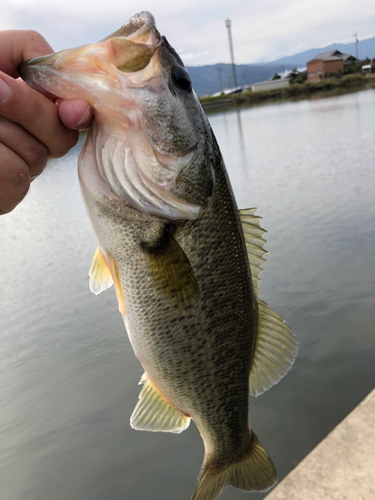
307, 50, 358, 81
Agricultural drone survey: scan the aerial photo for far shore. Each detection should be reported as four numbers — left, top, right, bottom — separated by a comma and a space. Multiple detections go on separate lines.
199, 73, 375, 111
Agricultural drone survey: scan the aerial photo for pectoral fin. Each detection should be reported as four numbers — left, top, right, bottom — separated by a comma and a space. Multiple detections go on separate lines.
89, 247, 114, 295
141, 227, 199, 307
130, 374, 190, 433
106, 254, 126, 315
89, 247, 125, 315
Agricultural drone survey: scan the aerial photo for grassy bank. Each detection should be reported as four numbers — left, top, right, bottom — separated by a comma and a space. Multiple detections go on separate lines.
199, 73, 375, 109
199, 95, 233, 110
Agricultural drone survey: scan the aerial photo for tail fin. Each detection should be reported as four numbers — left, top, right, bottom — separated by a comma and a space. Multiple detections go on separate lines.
191, 431, 277, 500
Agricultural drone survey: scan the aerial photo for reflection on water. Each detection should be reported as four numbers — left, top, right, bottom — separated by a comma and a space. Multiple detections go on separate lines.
235, 109, 249, 172
1, 89, 375, 500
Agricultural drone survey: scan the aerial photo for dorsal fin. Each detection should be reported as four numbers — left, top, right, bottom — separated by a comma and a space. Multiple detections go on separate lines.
250, 299, 298, 396
239, 208, 268, 298
239, 208, 298, 396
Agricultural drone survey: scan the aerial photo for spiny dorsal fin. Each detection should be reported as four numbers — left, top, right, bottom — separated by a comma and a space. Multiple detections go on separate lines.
239, 209, 297, 396
249, 299, 298, 396
130, 374, 191, 433
239, 208, 268, 298
89, 247, 114, 295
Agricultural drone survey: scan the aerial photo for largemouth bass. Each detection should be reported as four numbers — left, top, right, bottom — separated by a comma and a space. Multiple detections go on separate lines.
21, 12, 297, 500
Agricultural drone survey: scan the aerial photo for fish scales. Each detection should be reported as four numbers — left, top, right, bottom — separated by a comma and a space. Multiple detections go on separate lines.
86, 128, 254, 458
130, 162, 254, 459
20, 11, 297, 500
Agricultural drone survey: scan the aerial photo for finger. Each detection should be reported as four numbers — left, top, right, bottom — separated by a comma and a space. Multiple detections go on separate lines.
0, 30, 54, 78
0, 116, 48, 177
0, 143, 30, 214
57, 98, 93, 130
0, 72, 78, 158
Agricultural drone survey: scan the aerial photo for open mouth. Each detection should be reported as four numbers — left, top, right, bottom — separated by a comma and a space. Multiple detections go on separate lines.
101, 11, 158, 42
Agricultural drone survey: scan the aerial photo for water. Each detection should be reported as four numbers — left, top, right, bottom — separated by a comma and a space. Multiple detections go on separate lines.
1, 89, 374, 500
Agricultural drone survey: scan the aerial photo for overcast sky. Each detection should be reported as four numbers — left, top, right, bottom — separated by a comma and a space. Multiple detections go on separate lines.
2, 0, 375, 66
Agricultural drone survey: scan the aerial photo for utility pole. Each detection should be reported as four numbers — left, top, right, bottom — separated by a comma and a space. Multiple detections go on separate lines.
225, 18, 238, 88
353, 32, 358, 59
216, 65, 223, 93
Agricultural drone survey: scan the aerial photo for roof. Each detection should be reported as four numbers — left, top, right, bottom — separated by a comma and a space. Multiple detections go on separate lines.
316, 50, 343, 59
308, 50, 358, 65
308, 56, 344, 63
340, 54, 357, 64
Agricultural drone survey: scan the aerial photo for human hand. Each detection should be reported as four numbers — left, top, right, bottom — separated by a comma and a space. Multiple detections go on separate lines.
0, 30, 93, 215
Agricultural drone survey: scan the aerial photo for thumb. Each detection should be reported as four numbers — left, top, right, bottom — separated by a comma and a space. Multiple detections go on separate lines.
57, 98, 93, 130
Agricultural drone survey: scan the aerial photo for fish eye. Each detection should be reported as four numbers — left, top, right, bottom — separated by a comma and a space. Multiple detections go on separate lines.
171, 66, 192, 92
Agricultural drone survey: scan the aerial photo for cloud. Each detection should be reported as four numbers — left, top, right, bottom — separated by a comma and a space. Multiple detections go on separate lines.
178, 50, 211, 63
2, 0, 374, 65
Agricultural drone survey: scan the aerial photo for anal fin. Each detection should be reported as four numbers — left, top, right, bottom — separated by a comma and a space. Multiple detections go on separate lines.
130, 374, 190, 433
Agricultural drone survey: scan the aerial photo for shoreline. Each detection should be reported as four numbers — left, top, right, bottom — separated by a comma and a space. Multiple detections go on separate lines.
200, 73, 375, 111
264, 389, 375, 500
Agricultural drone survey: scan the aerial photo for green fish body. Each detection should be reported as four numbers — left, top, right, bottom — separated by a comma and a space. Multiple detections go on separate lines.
21, 12, 297, 500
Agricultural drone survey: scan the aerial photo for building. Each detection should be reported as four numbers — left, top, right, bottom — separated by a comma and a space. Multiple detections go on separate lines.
307, 50, 358, 81
362, 64, 372, 74
251, 78, 290, 92
307, 57, 344, 81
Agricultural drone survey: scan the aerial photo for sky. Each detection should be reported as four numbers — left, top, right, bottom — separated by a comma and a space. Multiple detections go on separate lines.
2, 0, 375, 66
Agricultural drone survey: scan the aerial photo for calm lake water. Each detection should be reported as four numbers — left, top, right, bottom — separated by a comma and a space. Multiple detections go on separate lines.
1, 89, 374, 500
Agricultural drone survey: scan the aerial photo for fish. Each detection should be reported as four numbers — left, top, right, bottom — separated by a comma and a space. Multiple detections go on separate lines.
20, 11, 297, 500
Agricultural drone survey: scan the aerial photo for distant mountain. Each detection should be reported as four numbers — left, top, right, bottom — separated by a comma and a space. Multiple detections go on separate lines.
186, 63, 296, 97
187, 36, 375, 97
264, 36, 375, 68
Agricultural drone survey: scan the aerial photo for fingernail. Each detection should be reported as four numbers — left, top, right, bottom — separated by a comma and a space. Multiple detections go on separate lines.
76, 106, 91, 130
0, 77, 12, 103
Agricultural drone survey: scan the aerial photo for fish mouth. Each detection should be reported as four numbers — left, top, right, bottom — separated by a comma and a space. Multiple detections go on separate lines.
19, 12, 162, 103
20, 11, 203, 221
100, 11, 158, 43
